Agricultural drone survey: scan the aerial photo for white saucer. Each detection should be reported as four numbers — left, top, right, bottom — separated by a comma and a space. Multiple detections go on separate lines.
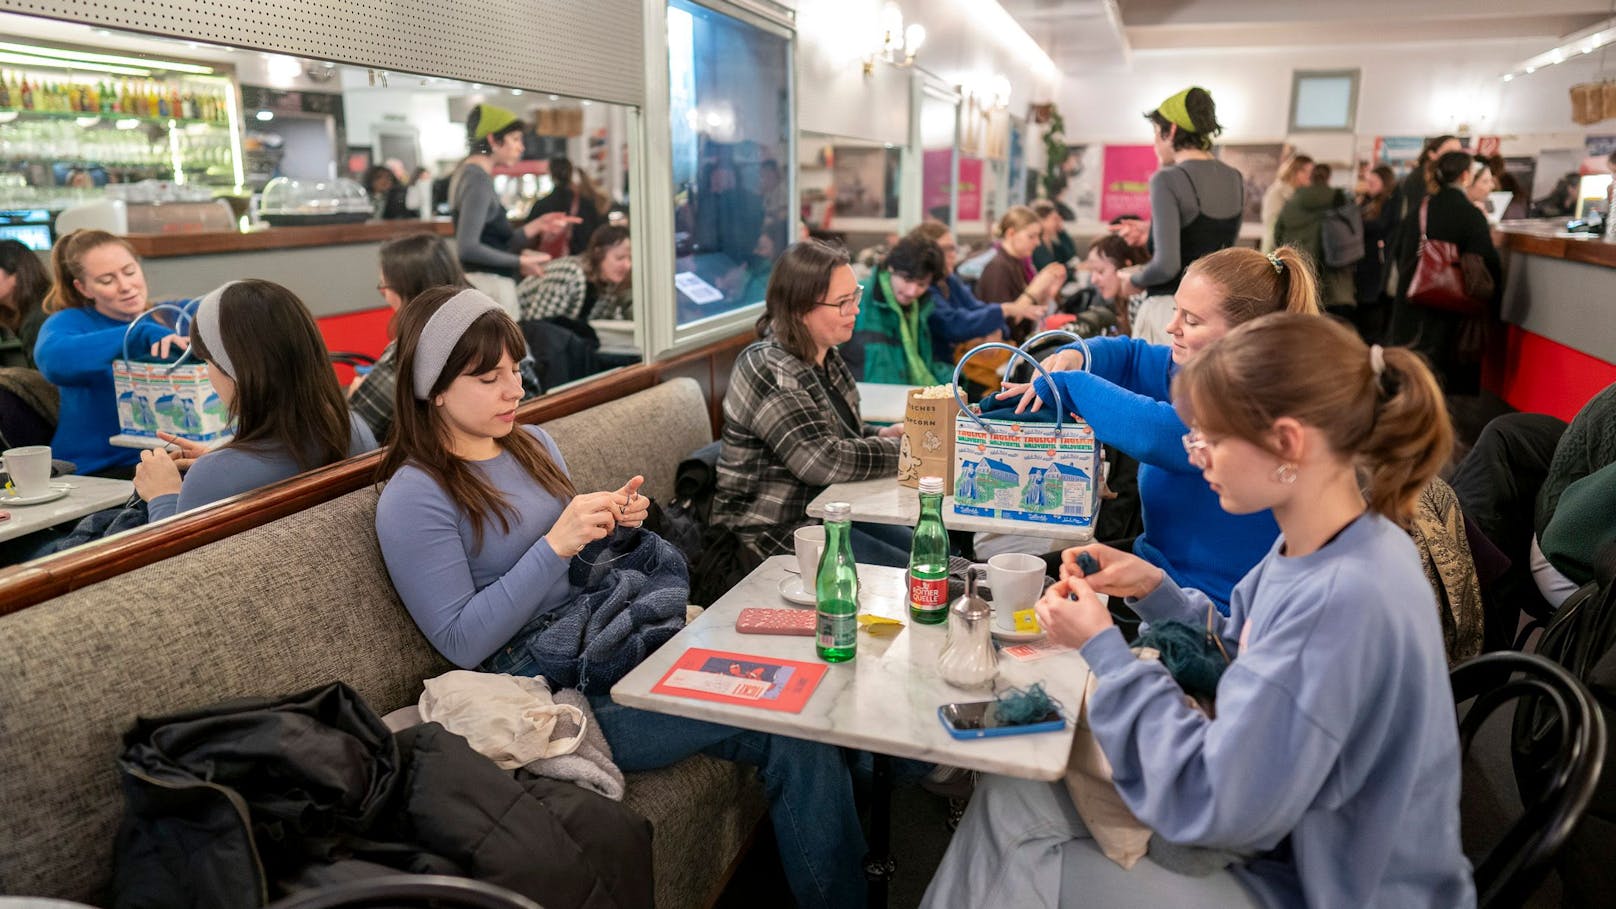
1, 484, 70, 507
777, 575, 816, 606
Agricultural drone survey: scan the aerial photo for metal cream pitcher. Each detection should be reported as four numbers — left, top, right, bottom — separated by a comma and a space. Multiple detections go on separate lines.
938, 567, 998, 689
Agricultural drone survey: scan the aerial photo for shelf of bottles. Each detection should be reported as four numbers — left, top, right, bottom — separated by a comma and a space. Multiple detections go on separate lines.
0, 68, 242, 192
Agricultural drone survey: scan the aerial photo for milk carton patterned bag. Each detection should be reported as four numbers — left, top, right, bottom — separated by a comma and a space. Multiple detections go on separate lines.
951, 338, 1100, 532
112, 302, 233, 443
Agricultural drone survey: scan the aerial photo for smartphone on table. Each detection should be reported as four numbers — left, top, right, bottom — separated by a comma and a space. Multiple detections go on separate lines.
938, 700, 1066, 739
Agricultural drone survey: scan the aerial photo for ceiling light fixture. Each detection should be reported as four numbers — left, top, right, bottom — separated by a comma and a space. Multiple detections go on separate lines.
0, 41, 213, 74
1502, 18, 1616, 81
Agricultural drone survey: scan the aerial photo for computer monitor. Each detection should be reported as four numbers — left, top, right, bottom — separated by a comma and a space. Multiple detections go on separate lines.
0, 210, 53, 251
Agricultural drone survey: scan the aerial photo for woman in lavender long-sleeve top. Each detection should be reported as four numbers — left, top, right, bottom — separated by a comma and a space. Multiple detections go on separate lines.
373, 287, 872, 909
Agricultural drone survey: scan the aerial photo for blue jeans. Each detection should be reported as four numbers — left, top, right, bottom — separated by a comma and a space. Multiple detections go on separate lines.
589, 696, 868, 909
850, 521, 913, 568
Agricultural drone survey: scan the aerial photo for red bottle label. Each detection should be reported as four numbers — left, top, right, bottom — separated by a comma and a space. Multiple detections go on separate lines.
909, 574, 948, 611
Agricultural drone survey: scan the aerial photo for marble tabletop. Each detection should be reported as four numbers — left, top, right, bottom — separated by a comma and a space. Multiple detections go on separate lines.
612, 556, 1091, 781
806, 477, 1096, 544
855, 382, 915, 424
0, 475, 134, 544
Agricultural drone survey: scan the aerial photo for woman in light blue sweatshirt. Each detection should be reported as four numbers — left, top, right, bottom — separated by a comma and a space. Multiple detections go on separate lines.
1000, 244, 1320, 613
373, 287, 871, 909
34, 230, 190, 477
925, 314, 1472, 908
133, 280, 377, 521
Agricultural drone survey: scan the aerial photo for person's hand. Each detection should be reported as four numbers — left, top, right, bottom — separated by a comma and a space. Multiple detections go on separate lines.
155, 431, 209, 471
544, 491, 622, 558
877, 423, 905, 438
524, 211, 583, 240
1002, 296, 1045, 324
994, 380, 1044, 414
613, 475, 648, 529
518, 250, 551, 279
134, 447, 183, 502
1034, 576, 1113, 649
1028, 263, 1067, 303
1109, 219, 1149, 247
148, 333, 189, 359
1059, 543, 1164, 601
1041, 347, 1085, 374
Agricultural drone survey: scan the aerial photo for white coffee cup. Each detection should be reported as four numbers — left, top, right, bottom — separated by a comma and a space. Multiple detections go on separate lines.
987, 552, 1046, 633
794, 524, 826, 580
2, 445, 52, 498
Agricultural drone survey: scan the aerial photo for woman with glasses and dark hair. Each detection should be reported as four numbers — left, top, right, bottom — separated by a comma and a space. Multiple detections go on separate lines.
711, 239, 911, 567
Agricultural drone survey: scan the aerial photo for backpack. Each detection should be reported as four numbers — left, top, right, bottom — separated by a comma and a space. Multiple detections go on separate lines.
1511, 544, 1616, 905
1321, 199, 1365, 268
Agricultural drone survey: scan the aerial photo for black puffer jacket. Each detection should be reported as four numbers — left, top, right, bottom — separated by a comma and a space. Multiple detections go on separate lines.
112, 682, 652, 909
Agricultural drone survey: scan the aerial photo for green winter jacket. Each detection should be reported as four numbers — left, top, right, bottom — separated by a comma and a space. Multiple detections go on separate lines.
842, 270, 952, 386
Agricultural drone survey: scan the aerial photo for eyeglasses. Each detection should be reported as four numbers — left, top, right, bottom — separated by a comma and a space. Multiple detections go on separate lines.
816, 284, 864, 316
1181, 429, 1211, 468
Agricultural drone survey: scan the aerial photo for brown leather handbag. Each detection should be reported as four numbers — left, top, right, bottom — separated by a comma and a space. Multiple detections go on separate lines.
1407, 198, 1488, 317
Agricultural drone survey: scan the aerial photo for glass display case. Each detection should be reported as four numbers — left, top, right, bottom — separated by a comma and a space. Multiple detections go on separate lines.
0, 44, 243, 197
257, 176, 370, 225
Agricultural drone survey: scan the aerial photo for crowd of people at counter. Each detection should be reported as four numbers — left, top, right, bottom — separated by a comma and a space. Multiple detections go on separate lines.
2, 84, 1614, 909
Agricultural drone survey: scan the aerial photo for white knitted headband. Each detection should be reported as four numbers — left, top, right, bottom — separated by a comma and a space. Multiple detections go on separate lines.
194, 281, 240, 379
412, 288, 503, 399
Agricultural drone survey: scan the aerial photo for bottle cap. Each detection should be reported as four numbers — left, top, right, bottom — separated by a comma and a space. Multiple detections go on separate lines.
918, 476, 944, 494
822, 502, 852, 521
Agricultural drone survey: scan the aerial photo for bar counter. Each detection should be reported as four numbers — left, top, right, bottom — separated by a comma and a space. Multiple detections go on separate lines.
1492, 221, 1616, 419
124, 219, 452, 259
133, 219, 454, 320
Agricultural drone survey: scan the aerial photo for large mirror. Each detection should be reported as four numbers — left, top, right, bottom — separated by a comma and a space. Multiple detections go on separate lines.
797, 131, 903, 278
0, 12, 639, 562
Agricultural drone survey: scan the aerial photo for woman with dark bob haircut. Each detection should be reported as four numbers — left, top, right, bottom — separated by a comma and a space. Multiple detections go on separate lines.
710, 239, 912, 567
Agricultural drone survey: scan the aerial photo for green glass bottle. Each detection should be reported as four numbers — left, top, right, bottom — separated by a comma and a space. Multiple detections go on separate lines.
815, 502, 859, 663
908, 476, 950, 624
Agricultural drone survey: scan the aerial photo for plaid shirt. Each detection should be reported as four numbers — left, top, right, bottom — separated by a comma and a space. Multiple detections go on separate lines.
347, 341, 399, 442
712, 340, 899, 557
517, 255, 632, 322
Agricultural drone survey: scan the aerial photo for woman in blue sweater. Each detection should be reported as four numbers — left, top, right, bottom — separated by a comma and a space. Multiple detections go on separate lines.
1001, 244, 1319, 613
374, 287, 870, 909
925, 314, 1471, 908
132, 280, 377, 521
35, 230, 190, 477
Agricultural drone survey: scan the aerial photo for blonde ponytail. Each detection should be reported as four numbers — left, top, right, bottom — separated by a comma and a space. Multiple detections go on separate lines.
1185, 245, 1321, 326
1361, 346, 1453, 521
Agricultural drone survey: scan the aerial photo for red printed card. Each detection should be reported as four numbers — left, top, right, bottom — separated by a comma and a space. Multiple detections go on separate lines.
650, 648, 828, 713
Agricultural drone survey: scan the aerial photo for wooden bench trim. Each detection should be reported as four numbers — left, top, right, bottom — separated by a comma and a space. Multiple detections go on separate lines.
0, 330, 754, 616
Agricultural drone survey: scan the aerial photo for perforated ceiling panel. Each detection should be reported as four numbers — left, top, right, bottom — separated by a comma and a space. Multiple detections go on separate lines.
0, 0, 645, 106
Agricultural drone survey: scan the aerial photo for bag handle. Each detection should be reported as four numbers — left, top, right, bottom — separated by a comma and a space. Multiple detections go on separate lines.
120, 302, 198, 372
952, 339, 1088, 434
1419, 196, 1430, 243
1021, 328, 1091, 366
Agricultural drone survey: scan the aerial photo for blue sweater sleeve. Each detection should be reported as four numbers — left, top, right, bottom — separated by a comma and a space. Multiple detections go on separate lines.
929, 277, 1008, 343
376, 467, 570, 669
1033, 341, 1194, 473
35, 312, 168, 386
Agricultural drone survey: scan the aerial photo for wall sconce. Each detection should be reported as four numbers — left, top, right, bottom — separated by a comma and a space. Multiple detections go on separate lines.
863, 2, 925, 76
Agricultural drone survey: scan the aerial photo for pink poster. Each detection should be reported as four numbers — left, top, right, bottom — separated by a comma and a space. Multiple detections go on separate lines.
1100, 145, 1158, 222
921, 151, 984, 222
957, 157, 983, 222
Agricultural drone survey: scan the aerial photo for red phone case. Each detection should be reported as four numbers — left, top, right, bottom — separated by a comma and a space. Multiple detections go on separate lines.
735, 607, 816, 636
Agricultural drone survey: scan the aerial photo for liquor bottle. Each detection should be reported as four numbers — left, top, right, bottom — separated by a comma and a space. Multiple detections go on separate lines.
0, 72, 11, 110
120, 80, 134, 115
169, 85, 182, 120
100, 81, 114, 114
19, 76, 33, 111
908, 476, 950, 624
815, 502, 860, 663
156, 82, 169, 118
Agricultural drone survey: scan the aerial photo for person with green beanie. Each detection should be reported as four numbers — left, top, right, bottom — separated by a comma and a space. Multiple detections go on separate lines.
450, 103, 577, 282
842, 235, 952, 386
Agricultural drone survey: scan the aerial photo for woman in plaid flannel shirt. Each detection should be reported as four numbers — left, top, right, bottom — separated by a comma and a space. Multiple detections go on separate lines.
711, 239, 912, 567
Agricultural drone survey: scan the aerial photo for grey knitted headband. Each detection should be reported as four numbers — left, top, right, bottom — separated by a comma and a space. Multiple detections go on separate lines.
412, 288, 503, 399
194, 281, 240, 379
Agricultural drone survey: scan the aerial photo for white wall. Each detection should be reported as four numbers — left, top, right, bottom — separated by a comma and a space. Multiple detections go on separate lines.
1059, 39, 1606, 145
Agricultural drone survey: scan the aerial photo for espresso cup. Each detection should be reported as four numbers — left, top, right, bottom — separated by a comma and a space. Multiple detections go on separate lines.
794, 524, 825, 579
987, 552, 1046, 633
2, 445, 52, 498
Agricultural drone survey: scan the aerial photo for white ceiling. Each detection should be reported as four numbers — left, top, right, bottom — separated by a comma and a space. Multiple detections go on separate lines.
1003, 0, 1616, 72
